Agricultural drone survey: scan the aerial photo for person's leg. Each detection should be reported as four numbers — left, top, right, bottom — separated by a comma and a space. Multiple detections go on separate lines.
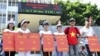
63, 51, 68, 56
52, 44, 57, 56
56, 47, 63, 56
5, 51, 9, 56
2, 53, 5, 56
85, 44, 92, 56
97, 52, 100, 56
73, 44, 78, 56
18, 52, 24, 56
56, 47, 59, 56
41, 45, 48, 56
58, 52, 63, 56
43, 52, 48, 56
69, 45, 73, 56
10, 51, 16, 56
25, 51, 31, 56
50, 52, 52, 56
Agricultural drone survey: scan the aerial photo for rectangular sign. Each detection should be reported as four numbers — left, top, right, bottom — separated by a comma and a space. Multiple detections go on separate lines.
18, 2, 62, 15
28, 33, 40, 51
15, 33, 28, 52
56, 35, 68, 52
3, 32, 15, 51
43, 34, 54, 52
88, 36, 100, 52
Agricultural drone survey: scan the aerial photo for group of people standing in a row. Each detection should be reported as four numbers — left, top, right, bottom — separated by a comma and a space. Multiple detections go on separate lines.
1, 17, 96, 56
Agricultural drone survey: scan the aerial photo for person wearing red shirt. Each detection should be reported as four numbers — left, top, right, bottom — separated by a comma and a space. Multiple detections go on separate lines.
64, 18, 80, 56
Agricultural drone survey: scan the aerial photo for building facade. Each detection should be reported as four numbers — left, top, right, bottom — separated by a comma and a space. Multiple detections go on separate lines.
0, 0, 18, 33
0, 0, 56, 33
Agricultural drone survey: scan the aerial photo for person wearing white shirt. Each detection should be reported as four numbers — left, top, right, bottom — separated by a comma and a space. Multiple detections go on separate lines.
80, 20, 95, 56
53, 24, 65, 56
39, 21, 52, 56
17, 19, 30, 56
3, 19, 16, 56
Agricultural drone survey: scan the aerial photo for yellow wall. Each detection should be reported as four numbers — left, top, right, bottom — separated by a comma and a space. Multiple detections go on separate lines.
18, 14, 61, 32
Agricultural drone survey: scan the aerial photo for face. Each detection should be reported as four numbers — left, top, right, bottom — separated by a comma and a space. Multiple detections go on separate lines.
57, 26, 62, 31
88, 21, 92, 26
43, 25, 49, 30
9, 23, 14, 28
22, 22, 28, 27
70, 21, 75, 26
85, 21, 89, 27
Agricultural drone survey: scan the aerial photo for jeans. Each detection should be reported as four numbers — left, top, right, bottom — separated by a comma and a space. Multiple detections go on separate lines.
69, 44, 78, 56
56, 47, 63, 56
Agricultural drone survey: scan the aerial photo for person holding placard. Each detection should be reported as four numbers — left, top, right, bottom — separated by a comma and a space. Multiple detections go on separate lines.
53, 24, 65, 56
80, 19, 95, 56
17, 19, 30, 56
3, 19, 16, 56
39, 21, 52, 56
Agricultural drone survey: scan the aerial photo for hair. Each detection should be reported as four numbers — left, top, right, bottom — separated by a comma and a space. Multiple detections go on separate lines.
17, 19, 25, 28
18, 23, 21, 28
7, 24, 15, 30
42, 23, 49, 27
56, 26, 62, 29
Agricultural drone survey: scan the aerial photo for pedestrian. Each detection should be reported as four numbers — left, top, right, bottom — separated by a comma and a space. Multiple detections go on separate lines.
80, 19, 95, 56
3, 19, 16, 56
17, 19, 30, 56
39, 21, 52, 56
53, 24, 65, 56
64, 18, 80, 56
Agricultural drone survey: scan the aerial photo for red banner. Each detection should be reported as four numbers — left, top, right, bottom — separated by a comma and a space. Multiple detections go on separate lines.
56, 35, 69, 52
28, 33, 40, 51
3, 32, 15, 51
88, 36, 100, 52
15, 33, 28, 52
43, 34, 54, 52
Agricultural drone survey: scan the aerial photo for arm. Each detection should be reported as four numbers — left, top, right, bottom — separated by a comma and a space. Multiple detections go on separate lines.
64, 27, 68, 34
76, 27, 81, 37
39, 30, 43, 39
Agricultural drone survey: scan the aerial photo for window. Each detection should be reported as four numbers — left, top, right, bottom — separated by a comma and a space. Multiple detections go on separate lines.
9, 1, 17, 6
0, 3, 6, 9
8, 14, 15, 21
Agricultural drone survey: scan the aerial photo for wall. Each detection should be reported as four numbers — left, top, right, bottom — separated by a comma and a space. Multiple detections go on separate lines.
18, 14, 61, 32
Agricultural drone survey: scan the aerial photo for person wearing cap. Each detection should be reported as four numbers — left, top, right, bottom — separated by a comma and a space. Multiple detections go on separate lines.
80, 19, 95, 56
3, 19, 16, 56
53, 24, 65, 56
39, 21, 52, 56
17, 19, 30, 56
64, 18, 80, 56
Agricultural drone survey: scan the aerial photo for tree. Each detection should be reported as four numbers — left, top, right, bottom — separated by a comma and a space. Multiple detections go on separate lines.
58, 0, 100, 26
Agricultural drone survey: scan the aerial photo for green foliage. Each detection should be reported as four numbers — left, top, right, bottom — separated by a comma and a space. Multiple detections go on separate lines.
58, 1, 100, 26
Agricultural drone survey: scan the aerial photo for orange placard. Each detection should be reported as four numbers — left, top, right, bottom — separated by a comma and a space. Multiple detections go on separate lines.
3, 32, 15, 51
43, 34, 54, 52
15, 33, 28, 52
28, 33, 40, 51
56, 35, 69, 52
88, 36, 100, 52
89, 45, 100, 52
